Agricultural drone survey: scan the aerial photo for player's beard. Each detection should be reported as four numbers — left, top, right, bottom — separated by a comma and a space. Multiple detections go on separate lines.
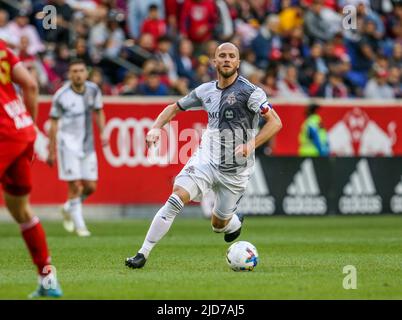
218, 66, 238, 78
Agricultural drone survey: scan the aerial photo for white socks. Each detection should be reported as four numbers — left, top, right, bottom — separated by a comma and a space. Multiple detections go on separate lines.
139, 194, 184, 258
64, 197, 87, 230
212, 214, 241, 234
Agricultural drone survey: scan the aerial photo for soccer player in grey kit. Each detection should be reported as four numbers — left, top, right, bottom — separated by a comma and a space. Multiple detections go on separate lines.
126, 43, 282, 268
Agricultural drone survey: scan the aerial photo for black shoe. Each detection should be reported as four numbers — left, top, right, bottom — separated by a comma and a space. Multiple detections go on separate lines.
125, 253, 147, 269
224, 214, 244, 243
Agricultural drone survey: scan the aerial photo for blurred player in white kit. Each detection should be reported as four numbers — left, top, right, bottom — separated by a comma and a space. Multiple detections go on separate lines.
47, 59, 107, 237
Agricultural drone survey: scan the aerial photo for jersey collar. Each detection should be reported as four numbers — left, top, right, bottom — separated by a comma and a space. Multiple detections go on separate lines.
216, 74, 239, 90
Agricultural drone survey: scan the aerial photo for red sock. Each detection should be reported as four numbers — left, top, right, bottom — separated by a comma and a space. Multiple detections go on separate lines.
20, 217, 51, 276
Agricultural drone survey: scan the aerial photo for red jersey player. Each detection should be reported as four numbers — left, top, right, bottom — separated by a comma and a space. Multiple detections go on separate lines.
0, 40, 62, 298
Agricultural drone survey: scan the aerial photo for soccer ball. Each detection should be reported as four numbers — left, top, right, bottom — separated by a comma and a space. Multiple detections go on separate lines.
226, 241, 259, 271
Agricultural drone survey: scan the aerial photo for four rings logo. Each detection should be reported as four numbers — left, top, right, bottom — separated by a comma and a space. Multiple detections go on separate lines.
103, 118, 178, 167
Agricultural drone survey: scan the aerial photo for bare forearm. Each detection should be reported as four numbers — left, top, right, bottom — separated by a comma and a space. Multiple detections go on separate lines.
252, 109, 282, 149
23, 87, 38, 121
48, 120, 58, 154
11, 63, 39, 121
95, 110, 106, 134
152, 104, 181, 129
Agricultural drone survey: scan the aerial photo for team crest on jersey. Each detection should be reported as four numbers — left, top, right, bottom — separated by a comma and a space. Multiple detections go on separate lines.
226, 92, 237, 105
224, 109, 234, 120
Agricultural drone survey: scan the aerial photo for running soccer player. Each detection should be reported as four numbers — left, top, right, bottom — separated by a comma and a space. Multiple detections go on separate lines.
126, 42, 282, 269
47, 59, 106, 237
0, 40, 62, 297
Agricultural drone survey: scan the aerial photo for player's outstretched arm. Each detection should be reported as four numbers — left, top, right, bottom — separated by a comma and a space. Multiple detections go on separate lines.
94, 109, 107, 146
146, 103, 182, 147
235, 108, 282, 157
47, 118, 58, 167
11, 63, 39, 121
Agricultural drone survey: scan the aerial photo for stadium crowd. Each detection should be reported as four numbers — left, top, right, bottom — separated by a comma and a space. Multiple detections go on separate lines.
0, 0, 401, 98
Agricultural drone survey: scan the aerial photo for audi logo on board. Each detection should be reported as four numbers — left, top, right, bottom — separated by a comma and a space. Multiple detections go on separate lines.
103, 118, 178, 167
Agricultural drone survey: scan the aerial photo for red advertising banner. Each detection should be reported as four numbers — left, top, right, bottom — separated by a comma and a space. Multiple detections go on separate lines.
274, 103, 402, 156
1, 99, 401, 204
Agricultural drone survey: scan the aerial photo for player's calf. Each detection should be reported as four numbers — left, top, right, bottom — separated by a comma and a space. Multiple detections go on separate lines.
126, 192, 186, 269
211, 212, 244, 242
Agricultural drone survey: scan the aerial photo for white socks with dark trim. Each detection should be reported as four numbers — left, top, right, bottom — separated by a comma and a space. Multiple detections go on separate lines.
139, 194, 184, 259
64, 197, 87, 231
211, 213, 241, 234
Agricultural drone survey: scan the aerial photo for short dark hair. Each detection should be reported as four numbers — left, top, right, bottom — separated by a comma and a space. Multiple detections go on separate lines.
307, 103, 320, 116
69, 58, 86, 69
149, 4, 158, 11
158, 35, 172, 43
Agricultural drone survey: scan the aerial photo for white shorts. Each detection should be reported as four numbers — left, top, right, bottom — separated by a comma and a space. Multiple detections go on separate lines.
57, 149, 98, 181
175, 151, 252, 220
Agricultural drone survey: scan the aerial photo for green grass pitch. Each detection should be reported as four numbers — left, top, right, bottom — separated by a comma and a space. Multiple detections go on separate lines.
0, 215, 401, 299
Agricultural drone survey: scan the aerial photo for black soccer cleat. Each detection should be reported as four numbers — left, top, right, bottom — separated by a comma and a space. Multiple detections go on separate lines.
224, 214, 244, 243
125, 253, 147, 269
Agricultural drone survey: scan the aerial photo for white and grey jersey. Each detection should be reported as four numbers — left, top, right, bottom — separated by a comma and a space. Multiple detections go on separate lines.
177, 75, 272, 174
49, 81, 103, 156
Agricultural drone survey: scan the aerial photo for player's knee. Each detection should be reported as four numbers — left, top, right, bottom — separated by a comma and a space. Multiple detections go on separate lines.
68, 181, 82, 197
3, 184, 31, 197
211, 214, 228, 232
172, 185, 190, 204
13, 207, 32, 224
83, 183, 96, 196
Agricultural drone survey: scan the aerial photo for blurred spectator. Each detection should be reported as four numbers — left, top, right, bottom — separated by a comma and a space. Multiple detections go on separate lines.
88, 7, 108, 63
193, 60, 212, 87
262, 72, 280, 98
42, 53, 63, 93
7, 9, 45, 55
180, 0, 218, 53
356, 0, 385, 39
45, 0, 74, 44
103, 11, 125, 59
17, 35, 35, 63
154, 36, 178, 84
308, 71, 326, 96
304, 0, 332, 43
138, 71, 169, 96
323, 73, 349, 98
128, 0, 165, 39
164, 0, 181, 37
54, 44, 71, 80
73, 37, 93, 66
0, 9, 16, 46
117, 72, 140, 95
354, 19, 381, 72
277, 65, 307, 98
251, 15, 282, 69
300, 42, 328, 87
175, 38, 196, 88
279, 0, 304, 37
387, 66, 402, 98
388, 1, 402, 41
140, 4, 167, 50
240, 49, 258, 78
364, 68, 395, 99
248, 70, 265, 87
88, 67, 114, 95
390, 43, 402, 68
215, 0, 235, 41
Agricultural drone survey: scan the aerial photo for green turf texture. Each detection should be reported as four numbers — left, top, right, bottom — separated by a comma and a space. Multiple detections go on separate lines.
0, 215, 401, 299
